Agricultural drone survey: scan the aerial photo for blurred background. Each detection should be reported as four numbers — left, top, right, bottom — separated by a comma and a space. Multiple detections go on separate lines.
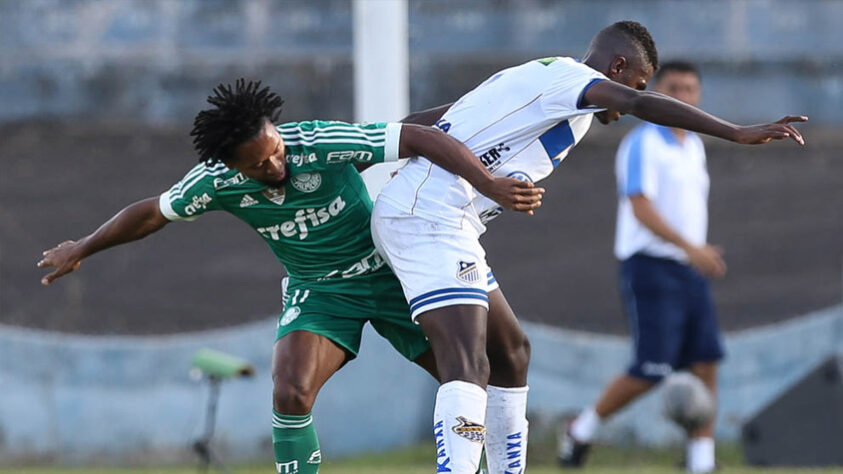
1, 0, 841, 469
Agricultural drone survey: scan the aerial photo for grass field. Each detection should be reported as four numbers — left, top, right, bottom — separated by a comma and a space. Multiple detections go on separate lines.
4, 443, 841, 474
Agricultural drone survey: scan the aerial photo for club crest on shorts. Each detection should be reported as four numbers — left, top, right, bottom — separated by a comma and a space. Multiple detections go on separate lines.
279, 306, 301, 326
452, 416, 486, 443
262, 186, 287, 206
291, 172, 322, 193
457, 260, 480, 284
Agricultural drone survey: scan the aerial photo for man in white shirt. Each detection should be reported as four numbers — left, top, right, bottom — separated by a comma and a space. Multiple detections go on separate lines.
373, 21, 806, 474
561, 62, 724, 473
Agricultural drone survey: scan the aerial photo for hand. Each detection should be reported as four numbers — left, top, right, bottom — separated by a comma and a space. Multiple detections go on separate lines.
733, 116, 808, 145
476, 178, 545, 215
684, 244, 727, 279
38, 240, 85, 285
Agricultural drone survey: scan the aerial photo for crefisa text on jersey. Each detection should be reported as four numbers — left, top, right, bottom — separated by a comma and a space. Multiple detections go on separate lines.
256, 196, 346, 241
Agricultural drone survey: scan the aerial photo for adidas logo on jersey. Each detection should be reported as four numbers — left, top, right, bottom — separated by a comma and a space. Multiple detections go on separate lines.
239, 194, 259, 208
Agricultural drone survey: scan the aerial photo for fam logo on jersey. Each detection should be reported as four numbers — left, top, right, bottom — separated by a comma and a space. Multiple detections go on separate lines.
479, 142, 510, 171
326, 150, 373, 163
291, 172, 322, 193
213, 172, 247, 190
239, 194, 259, 208
279, 306, 301, 327
434, 420, 452, 472
184, 193, 213, 216
262, 187, 287, 206
275, 460, 298, 474
452, 416, 486, 443
457, 261, 480, 284
307, 450, 321, 464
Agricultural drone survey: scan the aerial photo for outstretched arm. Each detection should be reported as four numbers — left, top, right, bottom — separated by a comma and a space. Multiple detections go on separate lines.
584, 81, 807, 145
401, 103, 453, 127
38, 197, 170, 285
397, 123, 544, 215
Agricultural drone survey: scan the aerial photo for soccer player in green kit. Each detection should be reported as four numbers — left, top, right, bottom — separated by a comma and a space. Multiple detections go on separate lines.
37, 79, 542, 473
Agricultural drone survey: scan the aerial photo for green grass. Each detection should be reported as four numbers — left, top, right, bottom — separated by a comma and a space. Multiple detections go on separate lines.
3, 443, 841, 473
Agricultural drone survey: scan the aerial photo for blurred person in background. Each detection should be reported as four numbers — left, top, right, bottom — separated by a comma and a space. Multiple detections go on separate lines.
560, 61, 724, 473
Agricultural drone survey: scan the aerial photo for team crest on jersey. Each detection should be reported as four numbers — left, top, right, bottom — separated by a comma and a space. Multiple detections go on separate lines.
506, 171, 533, 183
262, 187, 287, 206
452, 416, 486, 443
279, 306, 301, 326
457, 261, 480, 284
291, 172, 322, 193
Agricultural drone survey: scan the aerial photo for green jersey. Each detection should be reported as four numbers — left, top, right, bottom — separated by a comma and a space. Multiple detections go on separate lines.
158, 120, 402, 290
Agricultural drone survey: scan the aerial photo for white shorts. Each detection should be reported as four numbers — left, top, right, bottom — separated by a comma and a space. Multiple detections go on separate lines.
371, 200, 499, 321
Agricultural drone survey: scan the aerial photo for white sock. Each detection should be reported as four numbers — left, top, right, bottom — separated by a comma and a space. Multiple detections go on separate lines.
687, 437, 715, 473
570, 406, 601, 443
485, 385, 529, 474
433, 381, 488, 474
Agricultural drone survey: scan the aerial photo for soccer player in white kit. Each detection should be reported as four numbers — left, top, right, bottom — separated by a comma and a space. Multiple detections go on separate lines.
372, 21, 807, 474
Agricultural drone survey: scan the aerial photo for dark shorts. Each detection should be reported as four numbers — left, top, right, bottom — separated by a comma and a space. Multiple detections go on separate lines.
619, 254, 725, 382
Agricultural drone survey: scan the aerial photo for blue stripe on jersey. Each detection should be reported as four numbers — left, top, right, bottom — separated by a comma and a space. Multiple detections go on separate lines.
410, 293, 490, 314
624, 128, 647, 195
539, 120, 575, 168
576, 78, 607, 109
409, 287, 488, 307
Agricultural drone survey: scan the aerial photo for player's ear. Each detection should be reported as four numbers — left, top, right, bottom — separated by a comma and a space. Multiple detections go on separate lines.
609, 56, 628, 79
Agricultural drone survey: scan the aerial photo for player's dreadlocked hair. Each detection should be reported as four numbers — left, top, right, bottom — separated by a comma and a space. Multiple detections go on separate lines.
610, 20, 659, 71
190, 79, 284, 164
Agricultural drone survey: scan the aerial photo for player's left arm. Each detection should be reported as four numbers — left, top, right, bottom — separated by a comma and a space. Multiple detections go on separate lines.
583, 80, 807, 145
398, 123, 545, 215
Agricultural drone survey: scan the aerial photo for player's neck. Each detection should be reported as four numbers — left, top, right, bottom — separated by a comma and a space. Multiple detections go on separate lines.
671, 127, 686, 143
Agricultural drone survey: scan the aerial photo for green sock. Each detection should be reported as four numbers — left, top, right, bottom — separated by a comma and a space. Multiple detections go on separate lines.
272, 410, 321, 474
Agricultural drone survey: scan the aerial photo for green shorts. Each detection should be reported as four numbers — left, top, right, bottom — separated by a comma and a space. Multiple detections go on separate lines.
275, 268, 430, 362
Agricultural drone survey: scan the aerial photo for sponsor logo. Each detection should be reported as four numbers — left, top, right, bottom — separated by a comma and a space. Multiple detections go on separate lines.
452, 416, 486, 443
239, 194, 259, 208
326, 150, 374, 164
275, 460, 298, 474
184, 193, 213, 216
307, 450, 322, 464
434, 420, 452, 472
317, 249, 386, 281
262, 187, 287, 206
457, 261, 480, 284
479, 142, 510, 170
506, 171, 533, 183
287, 153, 318, 167
642, 361, 673, 377
279, 306, 301, 326
505, 431, 524, 474
213, 173, 247, 190
257, 196, 346, 241
291, 172, 322, 193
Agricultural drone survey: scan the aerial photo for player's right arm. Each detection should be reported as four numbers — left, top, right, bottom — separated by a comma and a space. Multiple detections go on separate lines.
583, 80, 807, 145
38, 197, 169, 285
628, 195, 726, 278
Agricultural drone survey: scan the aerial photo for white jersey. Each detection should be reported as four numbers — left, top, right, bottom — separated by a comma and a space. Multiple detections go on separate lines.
377, 57, 607, 230
614, 122, 709, 262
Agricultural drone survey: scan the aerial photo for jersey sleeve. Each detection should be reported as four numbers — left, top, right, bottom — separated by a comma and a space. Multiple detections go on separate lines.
158, 162, 226, 222
616, 128, 658, 199
278, 121, 402, 166
540, 58, 609, 119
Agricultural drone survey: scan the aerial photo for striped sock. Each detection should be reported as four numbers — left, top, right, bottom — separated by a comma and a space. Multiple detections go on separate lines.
272, 410, 320, 474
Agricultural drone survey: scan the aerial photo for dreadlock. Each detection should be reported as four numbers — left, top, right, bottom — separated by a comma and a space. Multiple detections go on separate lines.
609, 20, 659, 71
190, 78, 284, 164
